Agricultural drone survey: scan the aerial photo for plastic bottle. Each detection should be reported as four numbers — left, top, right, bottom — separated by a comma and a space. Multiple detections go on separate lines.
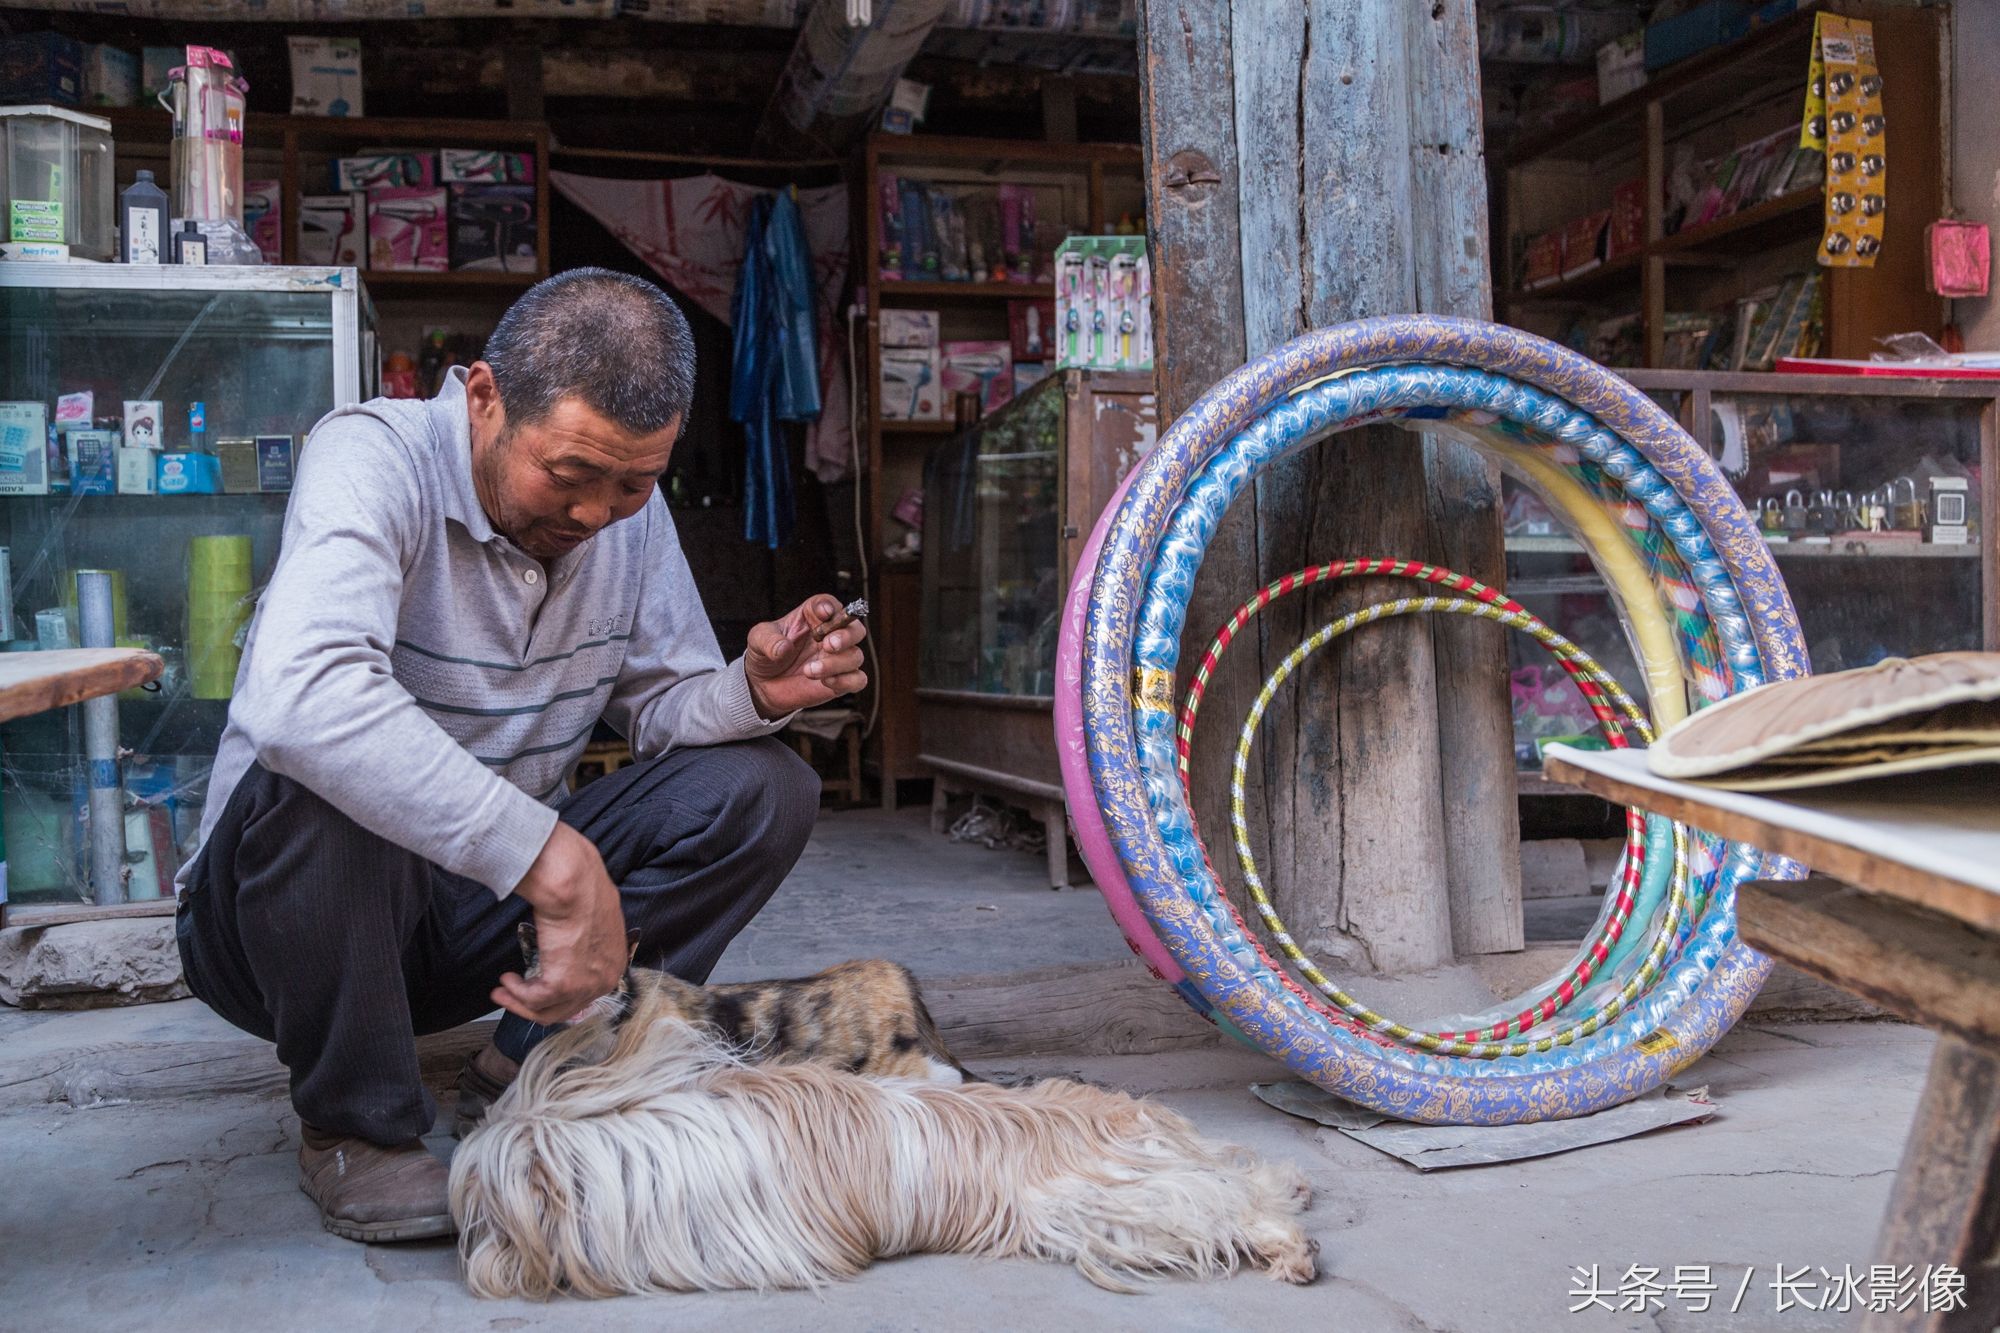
119, 170, 170, 265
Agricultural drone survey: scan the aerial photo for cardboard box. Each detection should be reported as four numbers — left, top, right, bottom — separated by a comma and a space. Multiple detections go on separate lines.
942, 340, 1014, 416
82, 43, 139, 107
298, 193, 365, 266
116, 445, 156, 495
288, 34, 363, 118
1008, 299, 1056, 362
10, 201, 66, 245
367, 187, 448, 272
448, 183, 536, 272
66, 430, 117, 495
255, 435, 295, 492
244, 179, 283, 265
140, 46, 179, 100
216, 437, 260, 494
1596, 30, 1645, 104
878, 346, 942, 422
880, 309, 940, 349
1608, 179, 1646, 259
0, 32, 83, 106
439, 149, 534, 184
1012, 362, 1049, 397
0, 403, 51, 496
157, 452, 221, 495
1644, 0, 1746, 71
334, 152, 434, 192
1559, 210, 1611, 280
122, 399, 163, 449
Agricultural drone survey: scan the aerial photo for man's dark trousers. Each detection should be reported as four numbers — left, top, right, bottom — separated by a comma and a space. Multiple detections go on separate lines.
176, 738, 819, 1145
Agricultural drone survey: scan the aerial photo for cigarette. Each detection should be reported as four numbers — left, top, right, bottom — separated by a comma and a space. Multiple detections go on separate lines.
811, 597, 869, 643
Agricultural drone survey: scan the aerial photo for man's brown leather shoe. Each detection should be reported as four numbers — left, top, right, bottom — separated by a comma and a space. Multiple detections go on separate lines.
452, 1041, 520, 1139
298, 1126, 455, 1243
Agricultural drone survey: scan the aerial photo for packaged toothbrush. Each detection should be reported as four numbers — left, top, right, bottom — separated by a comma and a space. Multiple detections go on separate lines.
878, 173, 902, 280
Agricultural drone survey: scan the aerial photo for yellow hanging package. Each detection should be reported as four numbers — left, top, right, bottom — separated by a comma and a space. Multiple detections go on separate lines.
1811, 14, 1884, 268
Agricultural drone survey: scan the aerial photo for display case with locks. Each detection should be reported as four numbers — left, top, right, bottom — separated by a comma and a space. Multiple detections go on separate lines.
0, 264, 376, 914
1505, 369, 1997, 785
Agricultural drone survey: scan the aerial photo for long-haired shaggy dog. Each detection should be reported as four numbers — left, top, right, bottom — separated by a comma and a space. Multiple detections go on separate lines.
449, 965, 1318, 1298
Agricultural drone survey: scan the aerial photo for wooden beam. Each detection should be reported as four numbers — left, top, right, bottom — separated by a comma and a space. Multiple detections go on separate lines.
1041, 75, 1079, 144
1736, 877, 2000, 1048
501, 44, 545, 123
1861, 1035, 2000, 1333
1136, 0, 1259, 959
1407, 0, 1521, 957
0, 649, 163, 725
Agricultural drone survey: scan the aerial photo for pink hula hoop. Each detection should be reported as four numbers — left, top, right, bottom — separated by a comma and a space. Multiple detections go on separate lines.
1055, 469, 1187, 984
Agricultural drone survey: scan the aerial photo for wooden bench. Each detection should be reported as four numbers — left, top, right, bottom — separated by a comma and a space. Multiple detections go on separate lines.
1547, 746, 2000, 1333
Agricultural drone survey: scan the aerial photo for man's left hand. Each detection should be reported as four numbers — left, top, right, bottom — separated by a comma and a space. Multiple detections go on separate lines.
745, 595, 869, 719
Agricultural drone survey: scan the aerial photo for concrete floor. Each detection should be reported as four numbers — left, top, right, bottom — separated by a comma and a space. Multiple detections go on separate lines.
0, 807, 1938, 1331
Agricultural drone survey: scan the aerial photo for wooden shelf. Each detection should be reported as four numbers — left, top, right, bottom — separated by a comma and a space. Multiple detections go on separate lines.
1507, 532, 1978, 560
1509, 251, 1643, 305
881, 419, 956, 435
871, 133, 1142, 170
1655, 186, 1823, 258
1499, 4, 1945, 370
99, 107, 545, 148
1511, 188, 1822, 306
1503, 6, 1817, 166
878, 280, 1052, 302
362, 269, 544, 297
101, 109, 552, 292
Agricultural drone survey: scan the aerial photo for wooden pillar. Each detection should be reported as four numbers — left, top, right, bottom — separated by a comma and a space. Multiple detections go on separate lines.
1137, 0, 1516, 972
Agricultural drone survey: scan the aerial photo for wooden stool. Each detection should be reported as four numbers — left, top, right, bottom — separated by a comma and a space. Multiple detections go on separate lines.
787, 708, 865, 805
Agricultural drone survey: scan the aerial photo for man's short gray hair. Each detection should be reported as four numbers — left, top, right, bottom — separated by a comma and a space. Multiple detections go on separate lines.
483, 267, 696, 436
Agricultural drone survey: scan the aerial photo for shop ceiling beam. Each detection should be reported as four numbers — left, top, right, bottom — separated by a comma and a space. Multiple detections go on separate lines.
1135, 0, 1515, 972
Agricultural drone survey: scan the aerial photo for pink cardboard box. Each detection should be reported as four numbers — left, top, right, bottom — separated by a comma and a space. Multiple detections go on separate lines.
367, 187, 448, 272
942, 339, 1013, 416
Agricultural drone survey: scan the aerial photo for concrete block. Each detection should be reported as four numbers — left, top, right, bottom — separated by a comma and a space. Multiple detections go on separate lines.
0, 917, 188, 1009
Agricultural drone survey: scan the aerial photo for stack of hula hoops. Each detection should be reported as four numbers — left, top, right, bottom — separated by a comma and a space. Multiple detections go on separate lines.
1054, 316, 1809, 1126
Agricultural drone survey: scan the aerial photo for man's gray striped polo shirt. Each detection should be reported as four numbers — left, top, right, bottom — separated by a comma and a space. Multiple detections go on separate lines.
186, 367, 778, 897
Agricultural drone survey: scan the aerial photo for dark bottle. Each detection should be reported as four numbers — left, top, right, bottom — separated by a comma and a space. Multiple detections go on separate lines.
119, 170, 170, 265
172, 220, 208, 265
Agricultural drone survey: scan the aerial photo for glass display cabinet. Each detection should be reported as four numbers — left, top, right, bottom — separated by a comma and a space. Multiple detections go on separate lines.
1509, 368, 1997, 787
918, 368, 1156, 886
0, 264, 376, 911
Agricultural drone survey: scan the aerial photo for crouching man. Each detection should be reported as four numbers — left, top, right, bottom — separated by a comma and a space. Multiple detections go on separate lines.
175, 268, 864, 1241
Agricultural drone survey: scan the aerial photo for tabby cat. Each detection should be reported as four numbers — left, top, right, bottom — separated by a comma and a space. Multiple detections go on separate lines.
519, 924, 974, 1084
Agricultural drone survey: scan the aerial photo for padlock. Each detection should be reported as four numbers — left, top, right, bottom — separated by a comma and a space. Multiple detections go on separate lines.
1758, 496, 1787, 536
1833, 490, 1858, 531
1782, 488, 1810, 534
1888, 476, 1925, 530
1807, 489, 1833, 534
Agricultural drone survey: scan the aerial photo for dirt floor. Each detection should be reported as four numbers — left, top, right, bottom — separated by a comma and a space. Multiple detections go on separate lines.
0, 806, 1934, 1331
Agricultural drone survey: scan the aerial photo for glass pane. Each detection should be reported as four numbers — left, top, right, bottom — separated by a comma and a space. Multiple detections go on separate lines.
0, 281, 345, 906
920, 377, 1063, 696
1719, 391, 1984, 672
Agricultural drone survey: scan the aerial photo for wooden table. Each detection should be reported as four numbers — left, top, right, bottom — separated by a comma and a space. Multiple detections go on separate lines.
1546, 746, 2000, 1332
0, 648, 165, 930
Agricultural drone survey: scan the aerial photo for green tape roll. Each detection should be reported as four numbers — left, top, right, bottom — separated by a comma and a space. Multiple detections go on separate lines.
187, 536, 253, 701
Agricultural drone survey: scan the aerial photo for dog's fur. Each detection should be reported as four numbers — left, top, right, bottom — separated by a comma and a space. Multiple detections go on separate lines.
588, 959, 976, 1084
450, 993, 1318, 1297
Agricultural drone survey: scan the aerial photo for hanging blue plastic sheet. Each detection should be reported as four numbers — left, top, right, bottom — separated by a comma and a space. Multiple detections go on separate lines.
730, 189, 821, 548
